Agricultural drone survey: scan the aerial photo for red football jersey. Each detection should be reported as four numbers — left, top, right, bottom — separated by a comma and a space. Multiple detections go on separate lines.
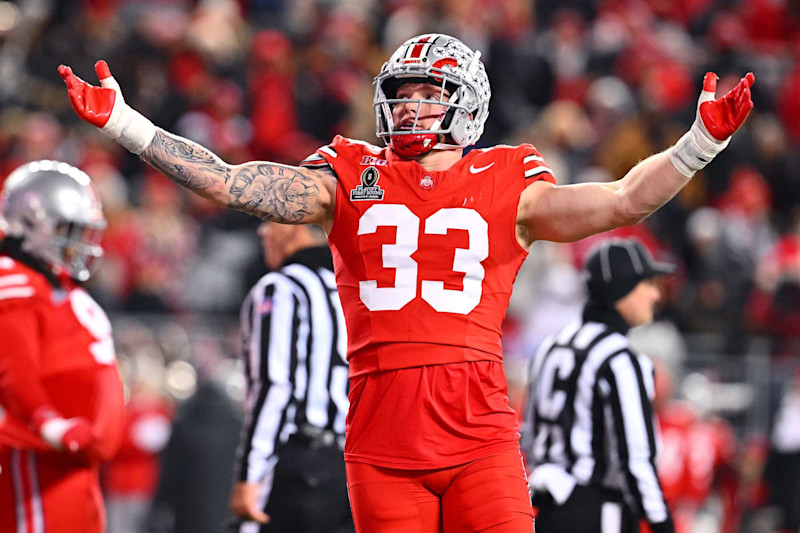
304, 137, 555, 468
657, 402, 735, 506
308, 136, 555, 376
0, 256, 125, 461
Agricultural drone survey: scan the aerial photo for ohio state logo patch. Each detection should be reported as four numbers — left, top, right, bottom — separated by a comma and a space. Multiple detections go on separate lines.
351, 167, 385, 201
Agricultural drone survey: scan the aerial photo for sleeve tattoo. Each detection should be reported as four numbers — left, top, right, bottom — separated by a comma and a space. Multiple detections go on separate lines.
143, 130, 324, 223
227, 165, 322, 222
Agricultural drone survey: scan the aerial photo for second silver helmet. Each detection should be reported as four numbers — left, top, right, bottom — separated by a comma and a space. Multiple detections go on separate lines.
0, 160, 106, 281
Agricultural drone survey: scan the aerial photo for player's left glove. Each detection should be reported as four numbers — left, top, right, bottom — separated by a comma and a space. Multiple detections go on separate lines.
58, 60, 156, 155
670, 72, 755, 177
32, 407, 97, 453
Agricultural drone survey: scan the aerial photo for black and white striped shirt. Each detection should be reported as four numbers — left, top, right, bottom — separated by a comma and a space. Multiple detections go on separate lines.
520, 316, 671, 528
235, 246, 349, 485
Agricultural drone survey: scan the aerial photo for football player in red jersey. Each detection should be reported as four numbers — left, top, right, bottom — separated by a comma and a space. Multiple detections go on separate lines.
59, 33, 754, 532
652, 361, 738, 533
0, 161, 125, 533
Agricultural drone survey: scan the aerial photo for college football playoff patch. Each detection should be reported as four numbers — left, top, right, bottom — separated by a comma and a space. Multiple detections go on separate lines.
350, 167, 385, 201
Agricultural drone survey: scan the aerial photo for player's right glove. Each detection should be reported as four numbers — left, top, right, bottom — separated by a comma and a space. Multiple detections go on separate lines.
32, 407, 96, 453
669, 71, 755, 177
58, 61, 156, 155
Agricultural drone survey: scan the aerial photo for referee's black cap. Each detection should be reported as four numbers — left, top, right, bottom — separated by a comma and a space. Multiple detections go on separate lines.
584, 239, 675, 302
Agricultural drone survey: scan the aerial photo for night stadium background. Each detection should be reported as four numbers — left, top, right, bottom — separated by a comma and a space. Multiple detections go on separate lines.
1, 0, 799, 530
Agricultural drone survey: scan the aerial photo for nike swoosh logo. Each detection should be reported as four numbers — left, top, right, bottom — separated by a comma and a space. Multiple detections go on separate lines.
469, 162, 495, 174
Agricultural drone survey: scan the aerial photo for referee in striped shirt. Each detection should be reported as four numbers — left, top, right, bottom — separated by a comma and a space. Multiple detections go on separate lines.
229, 221, 353, 533
521, 239, 675, 533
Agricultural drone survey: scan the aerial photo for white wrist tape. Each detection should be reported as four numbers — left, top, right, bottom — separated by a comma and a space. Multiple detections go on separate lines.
99, 75, 156, 155
102, 101, 157, 155
669, 87, 730, 178
669, 119, 729, 178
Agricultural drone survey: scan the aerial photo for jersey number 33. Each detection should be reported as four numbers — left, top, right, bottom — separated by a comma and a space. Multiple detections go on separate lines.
358, 205, 488, 314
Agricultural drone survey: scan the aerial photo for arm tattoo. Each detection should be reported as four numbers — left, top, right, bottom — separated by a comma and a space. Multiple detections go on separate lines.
228, 165, 321, 223
142, 130, 230, 192
142, 130, 324, 223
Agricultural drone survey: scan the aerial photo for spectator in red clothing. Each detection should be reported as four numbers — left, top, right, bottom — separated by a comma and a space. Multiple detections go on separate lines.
175, 78, 253, 165
748, 234, 800, 357
690, 166, 777, 351
1, 113, 67, 185
247, 30, 322, 163
742, 0, 798, 52
641, 61, 695, 114
652, 360, 738, 533
124, 170, 198, 312
777, 64, 800, 145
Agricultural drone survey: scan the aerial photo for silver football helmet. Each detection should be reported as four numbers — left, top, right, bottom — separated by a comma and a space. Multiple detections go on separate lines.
0, 160, 106, 281
374, 33, 491, 157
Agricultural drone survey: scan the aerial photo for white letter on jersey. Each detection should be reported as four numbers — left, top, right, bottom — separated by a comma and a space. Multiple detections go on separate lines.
533, 347, 576, 462
537, 347, 576, 419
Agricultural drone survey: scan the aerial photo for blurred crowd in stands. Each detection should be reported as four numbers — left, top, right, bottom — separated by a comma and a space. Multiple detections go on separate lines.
2, 0, 800, 530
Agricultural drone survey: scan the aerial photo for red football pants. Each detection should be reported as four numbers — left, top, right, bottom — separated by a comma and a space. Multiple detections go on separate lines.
0, 447, 105, 533
346, 448, 534, 533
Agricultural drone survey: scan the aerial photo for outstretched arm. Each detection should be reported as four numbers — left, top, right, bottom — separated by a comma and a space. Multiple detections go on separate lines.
59, 61, 335, 227
517, 72, 755, 246
142, 130, 335, 225
516, 151, 684, 245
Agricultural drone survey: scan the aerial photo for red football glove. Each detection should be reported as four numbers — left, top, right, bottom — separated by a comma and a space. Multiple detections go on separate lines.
33, 407, 96, 453
58, 61, 116, 129
698, 72, 756, 141
58, 61, 156, 154
670, 71, 756, 177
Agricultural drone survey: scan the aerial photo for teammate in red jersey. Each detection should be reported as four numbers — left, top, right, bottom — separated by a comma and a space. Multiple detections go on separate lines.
59, 33, 755, 532
653, 362, 738, 533
0, 160, 125, 533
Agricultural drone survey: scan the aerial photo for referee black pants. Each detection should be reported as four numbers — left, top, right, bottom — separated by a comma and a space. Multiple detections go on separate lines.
533, 485, 636, 533
256, 436, 354, 533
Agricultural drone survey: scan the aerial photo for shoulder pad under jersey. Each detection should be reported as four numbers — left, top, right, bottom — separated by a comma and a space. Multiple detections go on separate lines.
472, 144, 556, 184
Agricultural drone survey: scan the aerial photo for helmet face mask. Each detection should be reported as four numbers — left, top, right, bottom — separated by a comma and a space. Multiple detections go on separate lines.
0, 160, 106, 282
374, 34, 491, 158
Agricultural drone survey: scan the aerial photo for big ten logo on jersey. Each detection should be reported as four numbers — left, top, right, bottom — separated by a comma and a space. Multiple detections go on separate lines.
360, 155, 387, 166
351, 167, 385, 201
358, 204, 488, 314
69, 289, 115, 365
